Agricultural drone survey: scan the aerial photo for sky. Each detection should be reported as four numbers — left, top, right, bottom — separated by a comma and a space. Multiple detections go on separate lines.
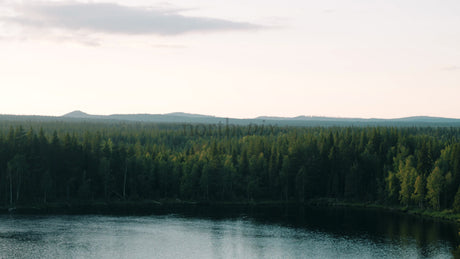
0, 0, 459, 119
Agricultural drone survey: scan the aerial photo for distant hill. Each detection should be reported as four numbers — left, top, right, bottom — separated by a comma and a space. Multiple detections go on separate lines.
1, 110, 460, 127
63, 110, 92, 118
167, 112, 215, 118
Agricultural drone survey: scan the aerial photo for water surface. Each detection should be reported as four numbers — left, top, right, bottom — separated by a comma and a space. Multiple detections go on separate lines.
0, 206, 458, 258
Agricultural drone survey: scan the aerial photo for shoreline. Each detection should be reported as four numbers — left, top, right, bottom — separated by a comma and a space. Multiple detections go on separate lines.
314, 199, 460, 225
1, 199, 460, 224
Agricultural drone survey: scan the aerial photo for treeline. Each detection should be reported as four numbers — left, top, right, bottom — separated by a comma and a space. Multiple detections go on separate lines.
1, 122, 460, 212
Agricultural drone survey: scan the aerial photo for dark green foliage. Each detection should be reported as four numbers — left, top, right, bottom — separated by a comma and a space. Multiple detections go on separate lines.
1, 121, 460, 211
452, 186, 460, 213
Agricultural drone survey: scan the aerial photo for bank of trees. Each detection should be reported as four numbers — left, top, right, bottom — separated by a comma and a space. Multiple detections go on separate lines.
1, 121, 460, 212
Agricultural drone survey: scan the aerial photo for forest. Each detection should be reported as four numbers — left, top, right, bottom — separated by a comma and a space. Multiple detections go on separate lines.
1, 120, 460, 212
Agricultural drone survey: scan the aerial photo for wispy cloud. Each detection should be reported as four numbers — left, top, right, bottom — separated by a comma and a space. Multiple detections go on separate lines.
1, 2, 261, 36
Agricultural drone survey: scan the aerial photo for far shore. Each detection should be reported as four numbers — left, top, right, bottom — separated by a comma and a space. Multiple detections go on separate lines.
2, 199, 459, 225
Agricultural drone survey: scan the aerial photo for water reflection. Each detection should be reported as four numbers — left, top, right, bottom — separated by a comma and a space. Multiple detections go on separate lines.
0, 206, 457, 259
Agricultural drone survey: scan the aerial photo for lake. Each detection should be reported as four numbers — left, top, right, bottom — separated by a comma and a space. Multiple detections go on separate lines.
0, 206, 458, 258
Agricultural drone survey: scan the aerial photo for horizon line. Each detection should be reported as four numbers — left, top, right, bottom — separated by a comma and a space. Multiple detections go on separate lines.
1, 110, 459, 121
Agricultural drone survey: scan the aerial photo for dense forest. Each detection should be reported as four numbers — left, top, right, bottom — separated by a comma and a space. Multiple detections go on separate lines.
1, 120, 460, 212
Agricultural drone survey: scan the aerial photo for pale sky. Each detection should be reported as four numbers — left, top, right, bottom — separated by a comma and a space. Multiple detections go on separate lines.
0, 0, 459, 118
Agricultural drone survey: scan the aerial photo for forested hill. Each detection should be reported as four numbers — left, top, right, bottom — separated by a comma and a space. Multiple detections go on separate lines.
1, 111, 460, 127
1, 120, 460, 214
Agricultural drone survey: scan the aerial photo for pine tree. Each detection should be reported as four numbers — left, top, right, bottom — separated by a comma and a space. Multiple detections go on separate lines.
452, 186, 460, 213
412, 175, 425, 208
426, 167, 444, 210
398, 156, 417, 206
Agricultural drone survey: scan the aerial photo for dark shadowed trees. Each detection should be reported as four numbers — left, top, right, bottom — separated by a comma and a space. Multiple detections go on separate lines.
0, 122, 459, 212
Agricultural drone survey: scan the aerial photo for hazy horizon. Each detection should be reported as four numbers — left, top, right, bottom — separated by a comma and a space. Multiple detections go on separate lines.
1, 0, 459, 119
1, 109, 460, 120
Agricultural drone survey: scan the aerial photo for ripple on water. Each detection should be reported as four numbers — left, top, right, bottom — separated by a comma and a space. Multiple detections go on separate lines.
0, 212, 456, 259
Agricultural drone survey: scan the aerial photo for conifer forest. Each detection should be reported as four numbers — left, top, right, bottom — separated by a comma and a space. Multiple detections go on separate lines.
1, 121, 460, 212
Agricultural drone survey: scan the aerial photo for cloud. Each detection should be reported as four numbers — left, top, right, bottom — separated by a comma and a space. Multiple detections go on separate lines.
2, 2, 261, 36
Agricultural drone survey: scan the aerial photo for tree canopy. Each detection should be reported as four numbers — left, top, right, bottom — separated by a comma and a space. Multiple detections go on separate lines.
0, 121, 460, 211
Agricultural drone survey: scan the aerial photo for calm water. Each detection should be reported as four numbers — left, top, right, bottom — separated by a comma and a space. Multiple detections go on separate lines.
0, 206, 458, 258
